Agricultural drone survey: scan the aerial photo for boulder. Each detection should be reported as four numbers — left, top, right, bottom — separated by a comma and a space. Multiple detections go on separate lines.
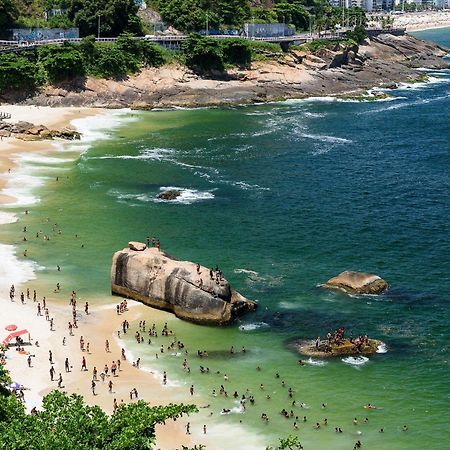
128, 241, 146, 251
27, 125, 48, 135
11, 121, 34, 134
157, 190, 182, 201
111, 246, 257, 325
51, 127, 81, 140
296, 338, 382, 357
322, 271, 388, 295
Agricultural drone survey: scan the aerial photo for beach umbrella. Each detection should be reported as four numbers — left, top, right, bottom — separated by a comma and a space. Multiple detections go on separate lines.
4, 324, 17, 332
7, 382, 22, 390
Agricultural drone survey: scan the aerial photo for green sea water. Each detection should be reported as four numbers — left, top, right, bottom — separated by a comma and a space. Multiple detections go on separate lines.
1, 31, 449, 449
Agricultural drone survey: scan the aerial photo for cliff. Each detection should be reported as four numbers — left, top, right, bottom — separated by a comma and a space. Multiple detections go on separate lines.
111, 243, 257, 325
3, 33, 448, 109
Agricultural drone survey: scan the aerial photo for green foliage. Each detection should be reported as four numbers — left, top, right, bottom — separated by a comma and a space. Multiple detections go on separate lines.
38, 42, 85, 82
67, 0, 143, 37
274, 1, 309, 31
221, 38, 251, 67
155, 0, 251, 32
90, 44, 134, 78
266, 434, 303, 450
0, 53, 42, 92
139, 40, 167, 67
182, 34, 224, 72
0, 389, 197, 450
247, 40, 282, 61
301, 38, 334, 52
345, 24, 367, 44
0, 0, 19, 32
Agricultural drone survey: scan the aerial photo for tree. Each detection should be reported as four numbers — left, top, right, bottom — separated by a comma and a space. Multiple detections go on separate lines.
0, 390, 197, 449
266, 435, 303, 450
38, 42, 85, 82
0, 53, 42, 92
182, 34, 224, 72
67, 0, 143, 37
155, 0, 250, 32
274, 1, 309, 31
0, 0, 19, 31
221, 38, 251, 67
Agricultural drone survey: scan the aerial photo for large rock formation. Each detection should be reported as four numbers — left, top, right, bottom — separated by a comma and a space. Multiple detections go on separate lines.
322, 271, 389, 295
111, 243, 257, 324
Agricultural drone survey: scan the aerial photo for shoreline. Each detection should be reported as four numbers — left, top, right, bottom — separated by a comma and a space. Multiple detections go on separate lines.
0, 106, 204, 449
2, 33, 447, 112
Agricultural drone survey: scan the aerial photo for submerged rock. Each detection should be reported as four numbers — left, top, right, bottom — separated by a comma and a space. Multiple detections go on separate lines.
111, 244, 257, 325
157, 190, 182, 201
322, 271, 388, 295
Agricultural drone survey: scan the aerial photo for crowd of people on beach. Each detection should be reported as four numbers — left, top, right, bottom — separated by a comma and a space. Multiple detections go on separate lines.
2, 211, 412, 449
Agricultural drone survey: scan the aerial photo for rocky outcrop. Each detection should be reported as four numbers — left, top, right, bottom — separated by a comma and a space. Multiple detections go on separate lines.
322, 271, 389, 295
0, 120, 80, 140
157, 189, 182, 200
1, 34, 448, 109
296, 338, 382, 357
111, 244, 257, 325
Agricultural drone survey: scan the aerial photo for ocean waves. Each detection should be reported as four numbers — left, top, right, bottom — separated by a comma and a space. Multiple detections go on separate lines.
108, 186, 215, 205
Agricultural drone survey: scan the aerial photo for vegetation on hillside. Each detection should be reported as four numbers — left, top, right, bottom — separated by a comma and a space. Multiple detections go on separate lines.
0, 33, 170, 92
0, 0, 367, 37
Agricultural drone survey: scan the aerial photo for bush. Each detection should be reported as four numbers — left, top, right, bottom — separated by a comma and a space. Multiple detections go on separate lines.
0, 53, 42, 92
182, 34, 224, 72
345, 25, 367, 44
38, 43, 85, 83
90, 44, 136, 78
139, 41, 167, 67
221, 38, 251, 67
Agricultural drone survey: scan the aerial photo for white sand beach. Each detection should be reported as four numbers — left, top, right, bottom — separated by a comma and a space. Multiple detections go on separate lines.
393, 11, 450, 32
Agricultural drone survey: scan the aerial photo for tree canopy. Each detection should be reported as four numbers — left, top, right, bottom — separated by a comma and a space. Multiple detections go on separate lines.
67, 0, 143, 37
0, 389, 197, 450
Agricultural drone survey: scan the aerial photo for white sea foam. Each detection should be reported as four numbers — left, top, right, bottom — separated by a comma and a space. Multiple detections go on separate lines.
17, 154, 73, 165
300, 133, 352, 144
234, 268, 259, 276
376, 343, 388, 354
88, 147, 175, 162
71, 109, 137, 144
0, 211, 18, 224
0, 244, 42, 290
305, 357, 327, 366
278, 301, 301, 310
2, 171, 45, 206
154, 186, 215, 204
341, 356, 369, 367
239, 322, 269, 331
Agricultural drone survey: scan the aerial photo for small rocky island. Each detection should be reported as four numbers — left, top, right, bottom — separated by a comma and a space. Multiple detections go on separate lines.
157, 190, 182, 201
111, 242, 256, 324
321, 271, 389, 295
296, 327, 382, 358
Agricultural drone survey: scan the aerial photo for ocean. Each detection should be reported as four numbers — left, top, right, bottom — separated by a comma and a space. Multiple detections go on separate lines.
1, 29, 449, 449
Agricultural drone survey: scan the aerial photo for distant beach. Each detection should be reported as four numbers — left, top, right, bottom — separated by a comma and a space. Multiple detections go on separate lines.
394, 11, 450, 32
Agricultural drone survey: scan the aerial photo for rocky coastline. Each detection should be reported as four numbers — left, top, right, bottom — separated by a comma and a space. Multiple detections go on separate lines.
1, 33, 449, 110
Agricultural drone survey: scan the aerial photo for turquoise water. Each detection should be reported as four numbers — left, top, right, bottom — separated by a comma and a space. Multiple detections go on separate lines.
1, 31, 450, 449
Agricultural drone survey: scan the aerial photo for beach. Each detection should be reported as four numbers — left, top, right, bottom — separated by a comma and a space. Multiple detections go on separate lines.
394, 11, 450, 32
0, 106, 202, 449
0, 26, 449, 448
